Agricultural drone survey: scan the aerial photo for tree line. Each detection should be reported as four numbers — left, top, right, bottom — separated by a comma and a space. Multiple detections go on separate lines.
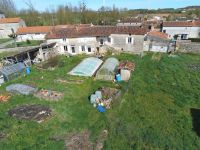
0, 0, 200, 26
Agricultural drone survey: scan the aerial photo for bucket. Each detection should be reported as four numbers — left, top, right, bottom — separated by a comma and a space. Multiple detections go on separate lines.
26, 67, 31, 75
116, 74, 121, 82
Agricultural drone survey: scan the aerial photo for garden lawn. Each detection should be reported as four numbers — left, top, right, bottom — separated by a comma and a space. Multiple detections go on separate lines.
0, 52, 200, 149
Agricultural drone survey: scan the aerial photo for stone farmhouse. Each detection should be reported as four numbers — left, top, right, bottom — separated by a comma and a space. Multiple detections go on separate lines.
0, 17, 26, 38
162, 21, 200, 40
46, 26, 148, 55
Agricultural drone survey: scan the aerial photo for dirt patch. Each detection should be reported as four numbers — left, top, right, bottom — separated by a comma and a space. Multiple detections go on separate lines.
36, 57, 65, 70
8, 104, 52, 123
34, 89, 64, 101
95, 130, 108, 150
51, 130, 108, 150
55, 78, 84, 85
65, 130, 93, 150
0, 95, 11, 103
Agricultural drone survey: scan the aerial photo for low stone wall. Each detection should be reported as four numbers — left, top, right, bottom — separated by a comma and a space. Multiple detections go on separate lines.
177, 42, 200, 54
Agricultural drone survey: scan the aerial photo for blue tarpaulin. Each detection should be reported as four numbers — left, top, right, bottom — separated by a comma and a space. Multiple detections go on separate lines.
97, 105, 105, 113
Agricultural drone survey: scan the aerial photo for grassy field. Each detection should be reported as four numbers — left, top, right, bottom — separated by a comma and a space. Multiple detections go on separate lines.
0, 52, 200, 149
0, 38, 12, 44
6, 40, 42, 48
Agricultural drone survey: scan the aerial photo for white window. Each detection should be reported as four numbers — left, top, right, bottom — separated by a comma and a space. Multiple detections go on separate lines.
127, 37, 134, 44
64, 45, 68, 51
87, 46, 91, 52
128, 37, 132, 43
81, 45, 85, 51
71, 45, 75, 53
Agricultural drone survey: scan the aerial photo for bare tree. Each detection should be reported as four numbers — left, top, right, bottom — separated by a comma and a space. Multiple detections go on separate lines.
0, 0, 16, 16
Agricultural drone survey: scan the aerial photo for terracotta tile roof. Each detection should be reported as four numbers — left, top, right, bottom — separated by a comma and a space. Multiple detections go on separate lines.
0, 18, 21, 23
17, 26, 53, 34
46, 26, 148, 39
147, 31, 169, 39
163, 21, 200, 27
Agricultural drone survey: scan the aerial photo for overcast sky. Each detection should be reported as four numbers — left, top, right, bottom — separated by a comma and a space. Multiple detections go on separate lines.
14, 0, 199, 11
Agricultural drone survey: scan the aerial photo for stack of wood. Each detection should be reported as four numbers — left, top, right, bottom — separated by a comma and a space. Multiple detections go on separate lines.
0, 95, 11, 102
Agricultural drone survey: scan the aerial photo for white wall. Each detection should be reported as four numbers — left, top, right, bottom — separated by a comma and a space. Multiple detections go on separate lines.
47, 37, 97, 55
17, 33, 46, 42
163, 26, 200, 39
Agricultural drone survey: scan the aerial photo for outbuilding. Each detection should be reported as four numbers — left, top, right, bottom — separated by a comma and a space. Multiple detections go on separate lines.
96, 57, 119, 81
0, 63, 26, 82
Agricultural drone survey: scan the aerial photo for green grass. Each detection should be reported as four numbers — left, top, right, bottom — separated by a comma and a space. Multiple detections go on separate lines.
0, 38, 12, 44
0, 52, 200, 149
6, 40, 42, 48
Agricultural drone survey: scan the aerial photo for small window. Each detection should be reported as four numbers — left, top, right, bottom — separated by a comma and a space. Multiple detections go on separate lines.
100, 39, 104, 45
71, 45, 75, 53
63, 38, 66, 42
108, 37, 111, 43
88, 46, 91, 52
128, 37, 132, 44
81, 46, 85, 51
64, 46, 68, 51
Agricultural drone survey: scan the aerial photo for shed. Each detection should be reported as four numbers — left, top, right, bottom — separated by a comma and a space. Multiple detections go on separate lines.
118, 61, 135, 81
68, 57, 103, 77
0, 63, 26, 81
96, 58, 119, 81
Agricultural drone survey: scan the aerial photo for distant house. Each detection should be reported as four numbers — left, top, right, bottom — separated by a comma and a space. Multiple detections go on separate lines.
46, 25, 148, 55
117, 18, 161, 31
162, 21, 200, 40
144, 31, 170, 53
16, 26, 53, 42
0, 11, 5, 19
0, 17, 26, 38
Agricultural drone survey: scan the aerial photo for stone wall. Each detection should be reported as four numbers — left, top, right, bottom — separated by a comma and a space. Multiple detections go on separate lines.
177, 42, 200, 54
110, 34, 144, 54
